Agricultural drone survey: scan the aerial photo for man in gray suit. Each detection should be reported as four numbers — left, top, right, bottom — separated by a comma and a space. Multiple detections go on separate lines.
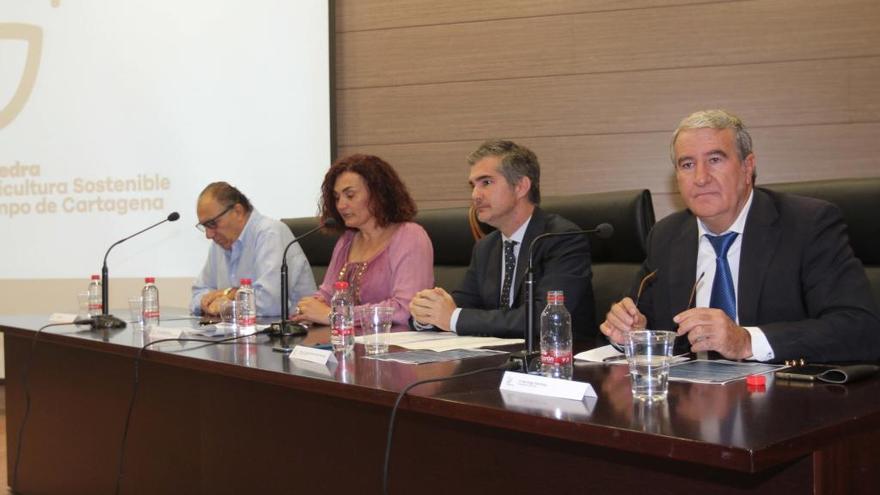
410, 139, 595, 341
601, 109, 880, 363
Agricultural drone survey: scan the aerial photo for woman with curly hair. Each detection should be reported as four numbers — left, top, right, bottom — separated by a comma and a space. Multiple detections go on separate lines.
292, 154, 433, 327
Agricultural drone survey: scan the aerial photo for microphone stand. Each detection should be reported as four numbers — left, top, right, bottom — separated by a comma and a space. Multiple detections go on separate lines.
93, 212, 181, 329
508, 223, 614, 373
270, 219, 333, 349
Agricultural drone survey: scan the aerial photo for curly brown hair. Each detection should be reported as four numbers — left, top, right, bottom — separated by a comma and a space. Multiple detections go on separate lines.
319, 154, 417, 231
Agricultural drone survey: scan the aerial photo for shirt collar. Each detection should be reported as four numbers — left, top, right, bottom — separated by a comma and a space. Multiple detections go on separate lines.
697, 188, 753, 238
502, 215, 531, 245
231, 209, 258, 251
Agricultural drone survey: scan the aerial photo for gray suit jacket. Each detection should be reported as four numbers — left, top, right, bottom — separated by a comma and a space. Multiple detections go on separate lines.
635, 187, 880, 362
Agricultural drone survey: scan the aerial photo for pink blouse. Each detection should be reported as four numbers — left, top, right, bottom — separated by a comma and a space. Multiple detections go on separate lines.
315, 222, 434, 326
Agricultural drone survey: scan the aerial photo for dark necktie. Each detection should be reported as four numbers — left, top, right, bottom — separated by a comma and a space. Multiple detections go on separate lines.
707, 232, 739, 321
500, 240, 517, 307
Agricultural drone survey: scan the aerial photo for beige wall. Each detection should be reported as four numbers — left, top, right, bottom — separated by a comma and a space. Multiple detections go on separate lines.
334, 0, 880, 217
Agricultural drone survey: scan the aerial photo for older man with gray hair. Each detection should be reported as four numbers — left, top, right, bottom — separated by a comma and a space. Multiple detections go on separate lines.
600, 109, 880, 363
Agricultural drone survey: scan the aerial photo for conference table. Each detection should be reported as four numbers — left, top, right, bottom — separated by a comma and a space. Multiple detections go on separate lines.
2, 313, 879, 494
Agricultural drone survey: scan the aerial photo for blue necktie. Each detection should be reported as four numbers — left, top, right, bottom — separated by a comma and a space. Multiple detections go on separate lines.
707, 232, 738, 321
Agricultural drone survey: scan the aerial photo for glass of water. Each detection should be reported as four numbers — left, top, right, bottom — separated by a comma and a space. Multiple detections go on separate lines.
624, 330, 676, 401
359, 305, 394, 355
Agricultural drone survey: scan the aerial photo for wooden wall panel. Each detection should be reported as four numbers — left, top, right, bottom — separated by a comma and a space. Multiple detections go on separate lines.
338, 57, 880, 146
333, 0, 880, 220
336, 0, 732, 32
337, 0, 880, 89
339, 123, 880, 212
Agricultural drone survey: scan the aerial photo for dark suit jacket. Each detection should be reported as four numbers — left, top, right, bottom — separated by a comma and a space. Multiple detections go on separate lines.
635, 187, 880, 363
453, 207, 595, 341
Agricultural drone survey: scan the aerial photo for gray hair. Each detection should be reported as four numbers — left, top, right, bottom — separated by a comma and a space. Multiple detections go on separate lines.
670, 109, 754, 165
198, 181, 253, 213
467, 139, 541, 204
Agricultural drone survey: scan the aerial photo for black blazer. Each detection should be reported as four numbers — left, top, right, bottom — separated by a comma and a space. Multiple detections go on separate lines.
636, 187, 880, 363
453, 207, 596, 341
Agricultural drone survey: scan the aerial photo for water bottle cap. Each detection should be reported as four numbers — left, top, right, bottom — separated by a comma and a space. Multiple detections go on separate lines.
240, 278, 252, 285
144, 277, 155, 283
91, 274, 100, 280
334, 281, 350, 290
547, 290, 564, 303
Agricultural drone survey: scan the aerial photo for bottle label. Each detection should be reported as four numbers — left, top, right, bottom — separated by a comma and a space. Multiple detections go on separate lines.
238, 315, 256, 326
144, 310, 160, 319
331, 324, 353, 338
540, 349, 573, 366
88, 303, 103, 311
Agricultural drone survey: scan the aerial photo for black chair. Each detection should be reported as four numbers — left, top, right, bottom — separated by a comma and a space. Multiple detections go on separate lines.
282, 189, 657, 337
541, 190, 655, 326
763, 177, 880, 306
280, 217, 338, 285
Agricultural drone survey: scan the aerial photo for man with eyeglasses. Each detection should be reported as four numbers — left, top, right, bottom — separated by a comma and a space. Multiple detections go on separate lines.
190, 182, 316, 317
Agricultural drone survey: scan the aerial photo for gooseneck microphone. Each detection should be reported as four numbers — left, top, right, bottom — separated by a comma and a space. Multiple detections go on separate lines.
94, 212, 181, 329
510, 222, 615, 372
271, 217, 336, 341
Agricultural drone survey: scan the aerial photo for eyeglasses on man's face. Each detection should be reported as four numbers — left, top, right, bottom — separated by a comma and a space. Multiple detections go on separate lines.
195, 204, 234, 232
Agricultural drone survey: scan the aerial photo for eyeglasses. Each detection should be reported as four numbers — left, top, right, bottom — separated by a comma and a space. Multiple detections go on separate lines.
195, 204, 234, 232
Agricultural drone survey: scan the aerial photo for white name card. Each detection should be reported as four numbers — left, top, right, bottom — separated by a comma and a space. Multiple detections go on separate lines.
498, 371, 597, 401
290, 345, 337, 365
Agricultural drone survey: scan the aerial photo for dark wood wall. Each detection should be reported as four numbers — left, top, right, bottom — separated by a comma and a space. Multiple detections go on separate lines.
334, 0, 880, 218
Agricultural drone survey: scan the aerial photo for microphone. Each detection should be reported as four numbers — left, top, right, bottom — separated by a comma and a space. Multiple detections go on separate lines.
270, 217, 336, 343
93, 212, 181, 329
510, 222, 615, 372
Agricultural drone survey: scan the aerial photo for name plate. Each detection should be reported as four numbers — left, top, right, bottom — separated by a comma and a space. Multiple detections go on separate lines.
290, 345, 337, 365
498, 371, 596, 401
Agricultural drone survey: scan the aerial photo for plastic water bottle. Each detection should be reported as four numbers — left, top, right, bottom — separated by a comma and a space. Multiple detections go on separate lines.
87, 274, 102, 316
330, 281, 354, 353
141, 277, 160, 329
540, 290, 573, 380
236, 278, 257, 334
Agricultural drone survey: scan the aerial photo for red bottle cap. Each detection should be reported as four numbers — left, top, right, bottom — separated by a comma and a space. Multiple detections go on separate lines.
144, 277, 155, 283
91, 274, 100, 280
746, 374, 766, 387
240, 278, 252, 285
334, 281, 350, 290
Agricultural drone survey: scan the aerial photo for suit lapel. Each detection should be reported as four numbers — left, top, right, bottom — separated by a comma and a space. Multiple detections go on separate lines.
512, 208, 547, 306
483, 233, 504, 308
738, 188, 781, 325
668, 214, 699, 316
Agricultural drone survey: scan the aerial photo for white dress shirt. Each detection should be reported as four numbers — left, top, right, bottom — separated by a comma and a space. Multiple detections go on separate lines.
695, 189, 774, 361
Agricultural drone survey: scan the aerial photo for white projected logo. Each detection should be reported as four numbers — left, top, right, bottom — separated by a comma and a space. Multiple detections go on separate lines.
0, 23, 42, 129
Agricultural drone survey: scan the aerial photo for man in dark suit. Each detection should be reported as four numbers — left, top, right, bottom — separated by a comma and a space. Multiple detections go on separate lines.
601, 109, 880, 363
410, 139, 595, 341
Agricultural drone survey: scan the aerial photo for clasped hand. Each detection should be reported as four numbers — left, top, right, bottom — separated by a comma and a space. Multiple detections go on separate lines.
409, 287, 456, 331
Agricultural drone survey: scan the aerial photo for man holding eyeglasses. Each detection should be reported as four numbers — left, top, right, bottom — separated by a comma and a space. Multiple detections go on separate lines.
190, 182, 316, 317
600, 109, 880, 363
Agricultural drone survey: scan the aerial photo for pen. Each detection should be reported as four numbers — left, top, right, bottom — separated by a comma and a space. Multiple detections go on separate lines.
602, 355, 628, 363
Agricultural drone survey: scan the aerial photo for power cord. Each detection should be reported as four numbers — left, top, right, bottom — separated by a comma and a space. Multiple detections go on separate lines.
382, 361, 517, 495
11, 320, 87, 492
114, 329, 271, 495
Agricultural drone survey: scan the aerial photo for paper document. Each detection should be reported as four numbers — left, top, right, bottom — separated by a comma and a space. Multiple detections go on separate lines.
355, 331, 523, 351
364, 348, 506, 364
574, 344, 624, 363
668, 359, 784, 384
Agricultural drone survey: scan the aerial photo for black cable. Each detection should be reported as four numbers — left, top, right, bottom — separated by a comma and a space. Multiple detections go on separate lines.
11, 320, 85, 492
114, 329, 270, 495
382, 362, 516, 495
